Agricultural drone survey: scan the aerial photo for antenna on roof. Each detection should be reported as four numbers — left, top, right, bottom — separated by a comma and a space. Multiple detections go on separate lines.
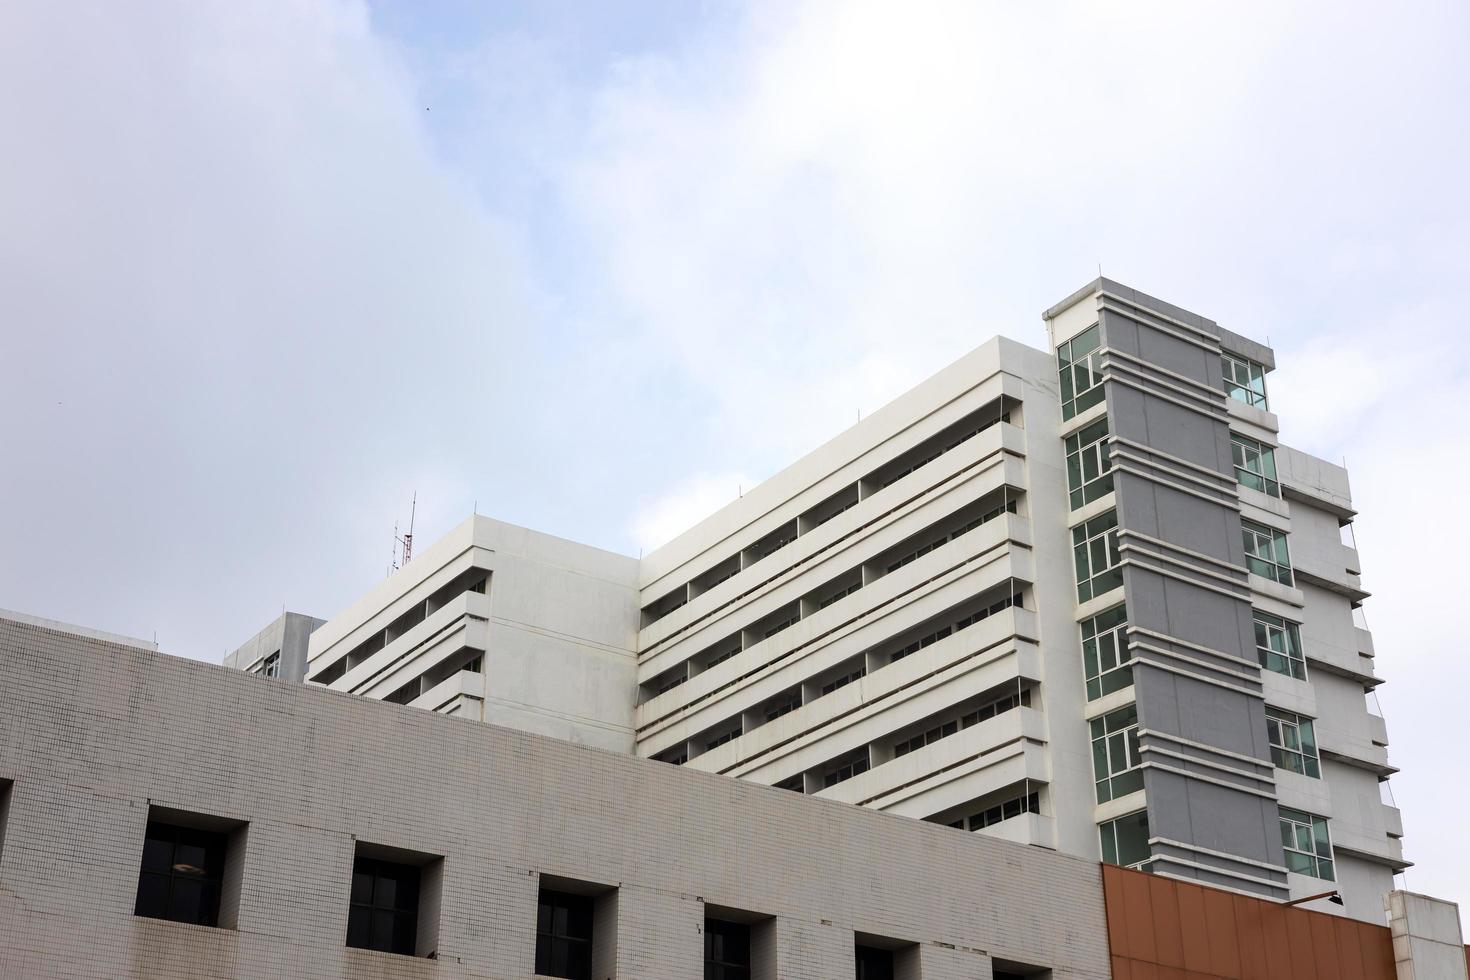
390, 492, 418, 573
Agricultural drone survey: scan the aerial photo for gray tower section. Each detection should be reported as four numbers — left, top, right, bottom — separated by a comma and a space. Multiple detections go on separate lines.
224, 611, 324, 683
1092, 281, 1288, 898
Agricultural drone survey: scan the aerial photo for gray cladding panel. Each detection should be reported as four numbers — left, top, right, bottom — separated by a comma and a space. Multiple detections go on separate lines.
1107, 377, 1231, 476
1100, 297, 1287, 893
1102, 308, 1220, 388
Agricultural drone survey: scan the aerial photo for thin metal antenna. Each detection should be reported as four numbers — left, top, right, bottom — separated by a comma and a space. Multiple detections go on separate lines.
389, 491, 419, 573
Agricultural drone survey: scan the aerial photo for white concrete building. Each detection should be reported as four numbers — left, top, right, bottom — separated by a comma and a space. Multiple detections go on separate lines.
290, 279, 1405, 924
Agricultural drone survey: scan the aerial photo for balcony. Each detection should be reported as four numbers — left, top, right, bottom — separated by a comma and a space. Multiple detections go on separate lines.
818, 707, 1048, 812
637, 422, 1028, 653
412, 669, 485, 718
689, 613, 1040, 785
1293, 541, 1369, 604
1317, 721, 1396, 779
976, 811, 1055, 849
333, 591, 490, 699
635, 518, 1034, 747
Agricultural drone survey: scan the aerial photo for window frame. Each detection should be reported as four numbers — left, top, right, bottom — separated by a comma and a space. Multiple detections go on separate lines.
1065, 417, 1114, 510
1081, 604, 1131, 701
1091, 704, 1144, 803
1279, 807, 1334, 880
1099, 810, 1151, 869
704, 917, 752, 980
347, 855, 422, 956
1266, 707, 1321, 778
1222, 352, 1269, 409
134, 819, 230, 928
1253, 609, 1306, 680
535, 888, 595, 980
1058, 324, 1106, 421
1241, 518, 1293, 586
1231, 433, 1280, 498
1073, 509, 1123, 602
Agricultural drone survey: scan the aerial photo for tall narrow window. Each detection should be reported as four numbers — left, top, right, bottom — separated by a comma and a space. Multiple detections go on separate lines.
1279, 807, 1334, 880
1091, 705, 1143, 803
347, 857, 421, 955
705, 918, 751, 980
1058, 324, 1105, 420
1073, 510, 1123, 602
1081, 604, 1130, 700
1253, 610, 1306, 679
536, 888, 594, 979
255, 651, 281, 677
135, 819, 229, 927
1266, 707, 1321, 778
1242, 519, 1293, 585
1222, 352, 1269, 409
1065, 418, 1114, 509
855, 945, 895, 980
1231, 433, 1280, 497
1099, 811, 1151, 869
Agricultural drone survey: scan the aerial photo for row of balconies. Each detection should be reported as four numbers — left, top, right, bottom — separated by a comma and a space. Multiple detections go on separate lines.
639, 396, 1020, 629
638, 421, 1029, 660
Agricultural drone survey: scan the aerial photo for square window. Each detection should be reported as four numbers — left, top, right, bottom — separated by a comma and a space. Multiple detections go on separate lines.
536, 886, 596, 979
1099, 810, 1151, 869
855, 944, 895, 980
133, 809, 246, 930
1080, 604, 1130, 701
1253, 610, 1307, 680
346, 842, 441, 957
705, 917, 752, 980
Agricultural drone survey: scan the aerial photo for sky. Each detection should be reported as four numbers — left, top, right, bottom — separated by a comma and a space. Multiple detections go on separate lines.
2, 0, 1467, 910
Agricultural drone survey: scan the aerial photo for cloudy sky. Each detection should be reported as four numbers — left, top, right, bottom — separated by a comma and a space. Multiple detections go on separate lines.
2, 0, 1467, 908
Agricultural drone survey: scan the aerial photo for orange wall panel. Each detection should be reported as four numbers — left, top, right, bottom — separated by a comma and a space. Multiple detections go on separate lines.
1101, 864, 1396, 980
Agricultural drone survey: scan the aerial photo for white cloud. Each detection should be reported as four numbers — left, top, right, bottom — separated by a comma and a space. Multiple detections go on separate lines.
631, 470, 757, 552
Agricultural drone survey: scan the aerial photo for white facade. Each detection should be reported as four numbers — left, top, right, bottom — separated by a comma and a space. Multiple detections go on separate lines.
293, 280, 1405, 923
304, 516, 641, 754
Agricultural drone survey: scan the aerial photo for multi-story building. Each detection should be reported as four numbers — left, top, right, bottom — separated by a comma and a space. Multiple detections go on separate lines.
7, 611, 1465, 980
223, 610, 324, 682
285, 279, 1405, 923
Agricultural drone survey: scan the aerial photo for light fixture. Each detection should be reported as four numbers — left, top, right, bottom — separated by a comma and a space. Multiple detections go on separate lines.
1282, 889, 1343, 908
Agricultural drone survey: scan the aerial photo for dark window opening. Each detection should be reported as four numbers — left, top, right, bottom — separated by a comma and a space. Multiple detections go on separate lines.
855, 944, 895, 980
705, 918, 751, 980
347, 856, 421, 955
134, 819, 229, 927
536, 888, 594, 979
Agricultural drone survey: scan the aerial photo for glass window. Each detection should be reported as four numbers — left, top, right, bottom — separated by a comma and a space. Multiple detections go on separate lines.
705, 918, 751, 980
1241, 519, 1293, 586
1099, 811, 1151, 869
823, 751, 871, 788
134, 820, 228, 927
1066, 418, 1114, 510
1081, 604, 1131, 701
948, 790, 1040, 831
1091, 705, 1144, 803
1222, 352, 1269, 409
855, 945, 895, 980
347, 856, 421, 955
1254, 610, 1306, 679
1058, 324, 1106, 420
536, 888, 594, 979
1279, 807, 1334, 880
1231, 434, 1280, 498
1266, 707, 1321, 778
1074, 510, 1123, 602
256, 651, 281, 678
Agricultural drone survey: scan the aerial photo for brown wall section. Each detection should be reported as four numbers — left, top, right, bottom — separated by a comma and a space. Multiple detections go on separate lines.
1102, 864, 1396, 980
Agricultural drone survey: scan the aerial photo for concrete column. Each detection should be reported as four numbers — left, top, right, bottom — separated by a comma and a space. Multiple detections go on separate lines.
1387, 890, 1469, 980
913, 943, 993, 979
771, 915, 854, 980
608, 884, 703, 979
